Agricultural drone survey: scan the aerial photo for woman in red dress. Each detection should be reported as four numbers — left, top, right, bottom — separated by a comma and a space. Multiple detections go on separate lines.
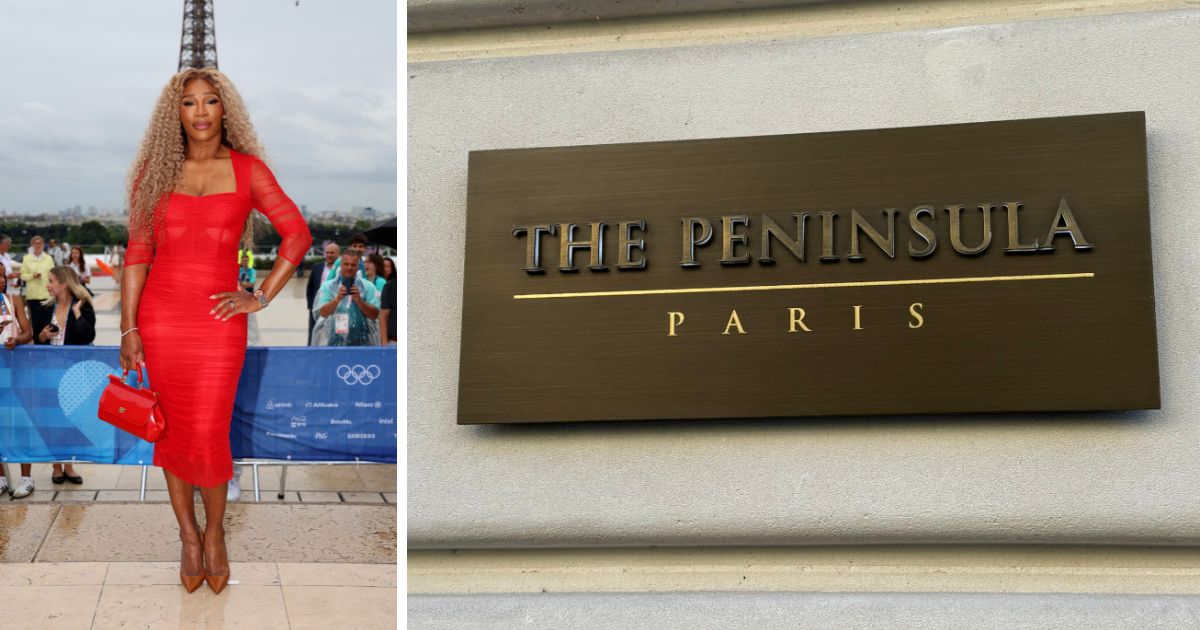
119, 68, 313, 594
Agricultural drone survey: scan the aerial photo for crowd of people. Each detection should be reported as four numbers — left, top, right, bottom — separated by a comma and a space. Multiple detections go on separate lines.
0, 231, 395, 501
0, 234, 98, 498
305, 232, 397, 348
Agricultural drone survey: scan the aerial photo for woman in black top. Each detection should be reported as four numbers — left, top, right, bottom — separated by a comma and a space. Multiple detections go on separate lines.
32, 266, 96, 346
29, 266, 95, 485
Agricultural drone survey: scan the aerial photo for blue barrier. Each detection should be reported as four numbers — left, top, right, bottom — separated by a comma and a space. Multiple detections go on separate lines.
0, 346, 396, 465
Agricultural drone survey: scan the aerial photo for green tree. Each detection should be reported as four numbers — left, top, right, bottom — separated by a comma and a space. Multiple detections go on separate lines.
108, 224, 129, 244
68, 221, 113, 248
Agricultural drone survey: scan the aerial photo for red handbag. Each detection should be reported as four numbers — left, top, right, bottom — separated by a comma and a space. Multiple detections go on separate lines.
97, 366, 166, 442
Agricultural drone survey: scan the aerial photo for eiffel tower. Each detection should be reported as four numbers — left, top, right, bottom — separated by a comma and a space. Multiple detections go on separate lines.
178, 0, 218, 71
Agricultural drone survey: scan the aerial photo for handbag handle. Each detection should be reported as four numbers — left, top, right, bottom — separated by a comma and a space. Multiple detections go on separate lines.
121, 366, 144, 387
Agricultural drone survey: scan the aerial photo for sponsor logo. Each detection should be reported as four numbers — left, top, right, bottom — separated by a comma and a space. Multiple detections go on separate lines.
354, 401, 383, 409
265, 431, 297, 440
377, 417, 394, 425
266, 399, 293, 410
314, 432, 328, 439
290, 415, 307, 428
337, 364, 381, 386
347, 433, 376, 439
330, 419, 352, 425
311, 402, 339, 409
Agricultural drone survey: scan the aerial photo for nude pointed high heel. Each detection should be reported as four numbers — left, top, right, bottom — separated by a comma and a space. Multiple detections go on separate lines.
204, 532, 229, 594
205, 571, 229, 594
180, 531, 205, 593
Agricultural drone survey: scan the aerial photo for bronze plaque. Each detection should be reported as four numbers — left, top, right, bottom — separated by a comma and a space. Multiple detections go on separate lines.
458, 112, 1159, 424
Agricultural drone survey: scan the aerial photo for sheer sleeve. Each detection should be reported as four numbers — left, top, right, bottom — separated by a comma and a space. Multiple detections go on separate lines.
125, 165, 155, 266
249, 157, 313, 266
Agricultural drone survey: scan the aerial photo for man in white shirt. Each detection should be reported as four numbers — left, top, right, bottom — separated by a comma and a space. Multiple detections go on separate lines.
0, 235, 18, 297
48, 239, 65, 266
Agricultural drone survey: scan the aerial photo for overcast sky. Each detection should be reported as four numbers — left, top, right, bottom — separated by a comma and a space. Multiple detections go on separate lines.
0, 0, 397, 217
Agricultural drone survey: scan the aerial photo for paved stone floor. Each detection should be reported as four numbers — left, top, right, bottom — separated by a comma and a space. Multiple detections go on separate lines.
4, 559, 395, 629
0, 487, 397, 628
1, 273, 398, 628
0, 502, 397, 564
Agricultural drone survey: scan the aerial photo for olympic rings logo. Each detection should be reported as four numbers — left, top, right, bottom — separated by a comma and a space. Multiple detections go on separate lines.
337, 364, 381, 386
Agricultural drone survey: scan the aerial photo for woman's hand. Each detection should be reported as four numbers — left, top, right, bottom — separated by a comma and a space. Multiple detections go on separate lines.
120, 329, 145, 372
209, 290, 261, 321
38, 324, 53, 343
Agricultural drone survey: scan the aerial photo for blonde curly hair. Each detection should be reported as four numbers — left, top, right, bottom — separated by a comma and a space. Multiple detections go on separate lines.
125, 67, 267, 251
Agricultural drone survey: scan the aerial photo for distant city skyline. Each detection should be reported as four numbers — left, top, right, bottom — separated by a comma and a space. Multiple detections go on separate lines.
0, 1, 397, 217
0, 204, 395, 221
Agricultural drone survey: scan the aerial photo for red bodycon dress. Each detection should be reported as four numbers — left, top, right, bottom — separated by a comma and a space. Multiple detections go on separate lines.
125, 147, 313, 488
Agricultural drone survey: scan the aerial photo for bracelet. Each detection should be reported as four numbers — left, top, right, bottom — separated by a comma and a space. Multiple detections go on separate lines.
120, 327, 138, 337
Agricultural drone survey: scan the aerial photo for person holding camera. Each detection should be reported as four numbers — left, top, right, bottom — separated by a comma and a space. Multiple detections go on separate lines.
311, 251, 380, 346
0, 235, 21, 300
0, 271, 33, 350
0, 267, 35, 498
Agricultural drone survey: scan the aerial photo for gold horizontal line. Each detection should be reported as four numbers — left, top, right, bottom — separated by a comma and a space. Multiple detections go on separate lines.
513, 272, 1095, 300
